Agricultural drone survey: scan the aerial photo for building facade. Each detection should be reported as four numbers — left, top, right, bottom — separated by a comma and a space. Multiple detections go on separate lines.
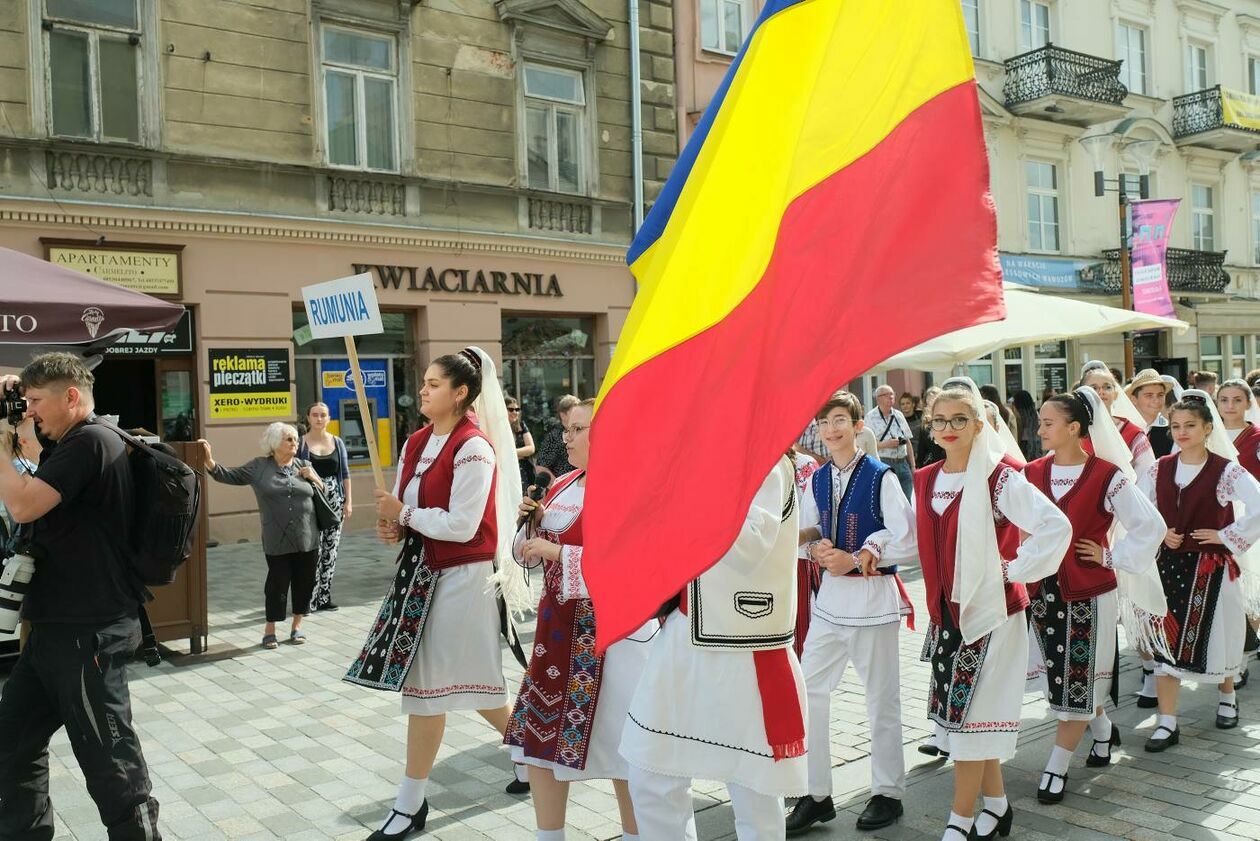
0, 0, 677, 541
674, 0, 1260, 401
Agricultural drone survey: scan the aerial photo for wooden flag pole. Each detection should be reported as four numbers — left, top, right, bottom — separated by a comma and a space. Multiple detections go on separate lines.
344, 335, 386, 491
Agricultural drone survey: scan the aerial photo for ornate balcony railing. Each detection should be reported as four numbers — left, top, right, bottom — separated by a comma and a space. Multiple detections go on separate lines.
1003, 44, 1127, 108
1098, 247, 1230, 294
327, 176, 407, 216
527, 195, 592, 235
1171, 85, 1260, 139
45, 150, 153, 197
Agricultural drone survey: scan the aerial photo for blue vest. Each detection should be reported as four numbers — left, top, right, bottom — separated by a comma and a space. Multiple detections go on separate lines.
813, 455, 889, 560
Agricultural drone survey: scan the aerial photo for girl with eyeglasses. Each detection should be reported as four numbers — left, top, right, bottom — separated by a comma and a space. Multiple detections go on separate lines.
1139, 391, 1260, 748
1079, 361, 1156, 477
1022, 389, 1165, 804
912, 380, 1071, 841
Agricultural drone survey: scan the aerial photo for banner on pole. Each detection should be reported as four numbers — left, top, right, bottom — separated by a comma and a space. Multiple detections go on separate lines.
301, 273, 383, 339
1129, 198, 1180, 320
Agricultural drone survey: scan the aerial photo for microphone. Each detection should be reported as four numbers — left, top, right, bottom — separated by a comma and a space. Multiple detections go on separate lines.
517, 474, 552, 530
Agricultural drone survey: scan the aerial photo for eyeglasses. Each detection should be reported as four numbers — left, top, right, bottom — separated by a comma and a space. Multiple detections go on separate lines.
507, 407, 520, 413
818, 417, 854, 431
562, 424, 590, 440
929, 416, 972, 431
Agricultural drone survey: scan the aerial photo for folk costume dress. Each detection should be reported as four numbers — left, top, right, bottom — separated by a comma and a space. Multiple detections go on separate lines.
345, 415, 509, 715
1023, 455, 1164, 720
797, 451, 916, 801
505, 470, 657, 781
1141, 454, 1260, 683
621, 459, 807, 839
915, 461, 1071, 761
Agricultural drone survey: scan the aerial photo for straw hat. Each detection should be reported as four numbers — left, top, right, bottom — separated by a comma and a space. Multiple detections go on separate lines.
1125, 368, 1167, 396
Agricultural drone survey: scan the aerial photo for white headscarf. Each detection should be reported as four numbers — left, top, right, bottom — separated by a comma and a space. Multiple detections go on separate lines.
1221, 378, 1260, 427
1160, 374, 1184, 402
1081, 361, 1146, 432
1076, 386, 1171, 656
983, 400, 1024, 464
940, 376, 1008, 644
1180, 388, 1238, 461
467, 347, 533, 628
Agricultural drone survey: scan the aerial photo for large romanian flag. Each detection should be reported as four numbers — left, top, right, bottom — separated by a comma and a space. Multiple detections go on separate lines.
585, 0, 1004, 650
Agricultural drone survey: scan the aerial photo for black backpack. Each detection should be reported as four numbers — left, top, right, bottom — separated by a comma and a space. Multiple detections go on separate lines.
93, 419, 202, 586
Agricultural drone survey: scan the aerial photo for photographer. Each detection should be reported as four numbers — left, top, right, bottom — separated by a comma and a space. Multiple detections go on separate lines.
0, 353, 161, 841
865, 384, 916, 500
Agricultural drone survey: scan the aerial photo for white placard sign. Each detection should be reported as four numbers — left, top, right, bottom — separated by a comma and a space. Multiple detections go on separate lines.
301, 273, 383, 340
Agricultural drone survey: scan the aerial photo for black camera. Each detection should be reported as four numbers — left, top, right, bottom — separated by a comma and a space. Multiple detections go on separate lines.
1, 386, 26, 425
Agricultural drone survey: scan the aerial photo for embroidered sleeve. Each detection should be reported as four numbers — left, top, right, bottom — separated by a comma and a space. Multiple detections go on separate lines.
405, 437, 496, 543
1101, 549, 1116, 570
997, 467, 1073, 584
991, 466, 1014, 521
1137, 462, 1159, 502
1220, 464, 1260, 556
556, 545, 589, 603
872, 469, 917, 564
1103, 474, 1129, 514
1103, 473, 1165, 575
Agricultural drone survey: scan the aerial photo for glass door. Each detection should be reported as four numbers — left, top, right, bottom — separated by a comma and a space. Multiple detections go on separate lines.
156, 359, 197, 441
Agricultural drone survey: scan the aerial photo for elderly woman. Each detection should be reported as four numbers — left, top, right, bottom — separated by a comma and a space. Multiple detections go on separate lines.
200, 423, 327, 649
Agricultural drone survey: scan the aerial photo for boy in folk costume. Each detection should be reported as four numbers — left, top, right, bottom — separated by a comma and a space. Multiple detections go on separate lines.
786, 392, 915, 835
620, 457, 807, 840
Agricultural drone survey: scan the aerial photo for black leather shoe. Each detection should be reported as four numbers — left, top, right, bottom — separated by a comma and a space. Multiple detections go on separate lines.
366, 800, 427, 841
505, 778, 531, 795
786, 796, 836, 835
1085, 724, 1121, 768
1217, 701, 1240, 730
856, 795, 902, 831
968, 805, 1013, 839
322, 602, 340, 612
917, 742, 950, 759
1136, 694, 1159, 708
1037, 770, 1068, 804
1236, 668, 1249, 690
1144, 725, 1179, 752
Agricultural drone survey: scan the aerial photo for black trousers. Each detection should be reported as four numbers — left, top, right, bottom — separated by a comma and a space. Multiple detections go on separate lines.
0, 617, 160, 841
264, 550, 317, 622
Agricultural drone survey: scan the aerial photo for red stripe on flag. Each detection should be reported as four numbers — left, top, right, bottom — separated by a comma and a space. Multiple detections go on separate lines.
586, 80, 1004, 650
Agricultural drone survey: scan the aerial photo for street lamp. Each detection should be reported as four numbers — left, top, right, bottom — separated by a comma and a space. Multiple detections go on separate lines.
1081, 132, 1153, 379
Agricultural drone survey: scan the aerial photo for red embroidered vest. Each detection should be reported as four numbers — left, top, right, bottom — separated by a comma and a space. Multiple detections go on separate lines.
1235, 423, 1260, 480
1154, 453, 1234, 556
399, 415, 498, 570
1024, 455, 1118, 601
914, 461, 1030, 628
1082, 417, 1142, 459
996, 454, 1024, 561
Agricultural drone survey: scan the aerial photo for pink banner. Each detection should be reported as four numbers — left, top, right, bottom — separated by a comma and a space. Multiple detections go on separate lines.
1129, 199, 1180, 319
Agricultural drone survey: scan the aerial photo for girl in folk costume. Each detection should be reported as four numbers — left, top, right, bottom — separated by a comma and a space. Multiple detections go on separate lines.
1125, 369, 1174, 459
1022, 389, 1165, 804
787, 392, 916, 836
349, 348, 530, 841
1215, 380, 1260, 690
1140, 391, 1260, 747
1079, 361, 1156, 477
913, 380, 1071, 841
505, 399, 657, 841
621, 457, 807, 840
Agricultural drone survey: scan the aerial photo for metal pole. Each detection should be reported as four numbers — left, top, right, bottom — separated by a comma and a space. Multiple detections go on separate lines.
1118, 188, 1135, 380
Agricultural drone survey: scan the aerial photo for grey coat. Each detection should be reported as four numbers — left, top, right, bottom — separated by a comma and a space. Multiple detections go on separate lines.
208, 456, 324, 555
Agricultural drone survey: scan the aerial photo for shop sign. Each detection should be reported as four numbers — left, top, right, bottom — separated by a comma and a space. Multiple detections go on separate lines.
208, 348, 292, 418
999, 254, 1097, 291
302, 273, 383, 340
42, 239, 183, 297
354, 263, 563, 297
104, 308, 193, 356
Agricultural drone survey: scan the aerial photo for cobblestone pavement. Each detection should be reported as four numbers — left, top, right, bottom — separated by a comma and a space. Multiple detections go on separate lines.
13, 531, 1259, 840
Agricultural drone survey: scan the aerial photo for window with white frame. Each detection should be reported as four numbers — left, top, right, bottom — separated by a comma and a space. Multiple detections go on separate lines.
1250, 56, 1260, 95
1253, 335, 1260, 372
1186, 40, 1211, 91
1116, 22, 1147, 95
1200, 335, 1223, 377
1192, 182, 1215, 251
1026, 160, 1060, 253
321, 26, 398, 172
1252, 191, 1260, 265
966, 353, 995, 387
1230, 335, 1246, 379
700, 0, 751, 55
1121, 168, 1153, 199
44, 0, 142, 143
523, 64, 586, 194
962, 0, 980, 55
1020, 0, 1051, 50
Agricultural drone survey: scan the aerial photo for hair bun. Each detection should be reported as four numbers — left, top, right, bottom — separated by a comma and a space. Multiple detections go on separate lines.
459, 348, 483, 373
1071, 387, 1096, 428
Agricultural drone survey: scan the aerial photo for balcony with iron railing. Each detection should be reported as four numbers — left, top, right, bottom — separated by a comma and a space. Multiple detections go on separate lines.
1171, 86, 1260, 153
1097, 248, 1230, 295
1003, 44, 1130, 127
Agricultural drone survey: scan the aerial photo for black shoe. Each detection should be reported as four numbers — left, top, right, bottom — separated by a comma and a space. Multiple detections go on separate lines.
1136, 694, 1159, 708
1236, 668, 1249, 690
366, 800, 428, 841
917, 742, 950, 759
856, 795, 902, 831
1144, 725, 1179, 752
968, 805, 1013, 840
1217, 701, 1239, 730
1085, 724, 1122, 768
1037, 770, 1068, 804
505, 778, 531, 795
322, 602, 340, 612
786, 796, 836, 835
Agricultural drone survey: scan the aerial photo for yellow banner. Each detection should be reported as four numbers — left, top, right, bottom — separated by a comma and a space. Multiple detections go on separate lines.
209, 392, 293, 419
1221, 87, 1260, 131
48, 247, 181, 296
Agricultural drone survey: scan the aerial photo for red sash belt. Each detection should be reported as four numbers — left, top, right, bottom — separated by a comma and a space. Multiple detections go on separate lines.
1204, 552, 1242, 582
678, 588, 806, 761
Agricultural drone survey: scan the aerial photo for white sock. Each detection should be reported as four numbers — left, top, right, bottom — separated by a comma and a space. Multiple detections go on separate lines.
1157, 714, 1178, 734
1039, 745, 1071, 795
536, 831, 565, 841
1089, 711, 1113, 741
515, 763, 530, 783
1220, 691, 1238, 718
812, 795, 829, 803
1141, 658, 1156, 670
943, 811, 974, 839
973, 795, 1008, 835
380, 776, 426, 835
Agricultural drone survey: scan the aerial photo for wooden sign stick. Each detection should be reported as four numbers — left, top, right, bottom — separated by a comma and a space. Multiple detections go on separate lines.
344, 335, 386, 491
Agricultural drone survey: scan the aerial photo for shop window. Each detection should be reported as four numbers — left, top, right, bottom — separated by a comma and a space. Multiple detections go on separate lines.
502, 315, 596, 440
700, 0, 752, 55
523, 64, 586, 194
45, 0, 141, 143
1034, 340, 1068, 397
1003, 346, 1024, 396
321, 25, 399, 172
1199, 334, 1223, 377
1020, 0, 1051, 51
966, 353, 994, 387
